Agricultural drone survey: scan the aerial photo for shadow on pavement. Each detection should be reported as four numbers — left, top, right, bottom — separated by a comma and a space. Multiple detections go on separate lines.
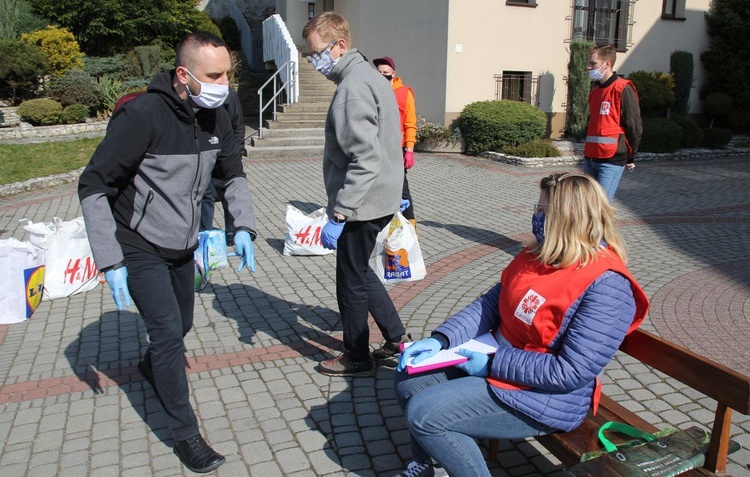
420, 220, 523, 252
63, 310, 172, 444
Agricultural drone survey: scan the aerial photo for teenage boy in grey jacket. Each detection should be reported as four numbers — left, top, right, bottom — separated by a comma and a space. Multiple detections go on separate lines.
303, 12, 408, 376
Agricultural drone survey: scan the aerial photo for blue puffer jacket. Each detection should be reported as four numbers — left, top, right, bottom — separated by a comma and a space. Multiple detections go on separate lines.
433, 271, 636, 432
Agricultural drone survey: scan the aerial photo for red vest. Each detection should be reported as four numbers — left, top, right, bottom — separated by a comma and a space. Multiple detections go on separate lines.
584, 78, 638, 159
486, 247, 649, 393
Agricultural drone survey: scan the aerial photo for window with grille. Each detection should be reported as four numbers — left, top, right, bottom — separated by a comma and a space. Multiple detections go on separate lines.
570, 0, 634, 51
661, 0, 686, 20
495, 71, 538, 105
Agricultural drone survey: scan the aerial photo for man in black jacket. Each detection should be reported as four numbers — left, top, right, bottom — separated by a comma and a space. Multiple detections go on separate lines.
78, 32, 257, 474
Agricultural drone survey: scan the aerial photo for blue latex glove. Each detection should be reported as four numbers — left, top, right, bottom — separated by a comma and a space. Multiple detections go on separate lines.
321, 220, 345, 250
455, 349, 490, 377
234, 231, 255, 272
400, 199, 411, 212
104, 267, 131, 311
397, 337, 442, 372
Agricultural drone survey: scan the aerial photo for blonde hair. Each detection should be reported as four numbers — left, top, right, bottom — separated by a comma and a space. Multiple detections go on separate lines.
590, 44, 617, 68
530, 172, 627, 267
302, 12, 351, 46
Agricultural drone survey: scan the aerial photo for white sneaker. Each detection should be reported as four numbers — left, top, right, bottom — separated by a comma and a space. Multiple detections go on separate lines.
400, 461, 435, 477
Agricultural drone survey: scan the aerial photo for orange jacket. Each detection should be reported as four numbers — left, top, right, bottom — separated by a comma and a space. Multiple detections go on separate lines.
392, 77, 417, 149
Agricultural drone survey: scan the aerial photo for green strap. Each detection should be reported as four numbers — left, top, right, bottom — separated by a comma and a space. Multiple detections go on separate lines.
598, 421, 657, 453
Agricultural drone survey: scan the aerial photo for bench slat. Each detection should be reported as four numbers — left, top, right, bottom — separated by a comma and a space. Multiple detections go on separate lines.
620, 329, 750, 415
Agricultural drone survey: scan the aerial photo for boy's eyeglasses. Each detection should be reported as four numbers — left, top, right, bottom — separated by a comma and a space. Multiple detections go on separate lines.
309, 39, 338, 61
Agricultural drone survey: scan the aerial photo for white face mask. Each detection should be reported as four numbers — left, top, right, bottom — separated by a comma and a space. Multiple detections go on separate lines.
185, 69, 229, 109
589, 64, 605, 81
311, 49, 339, 77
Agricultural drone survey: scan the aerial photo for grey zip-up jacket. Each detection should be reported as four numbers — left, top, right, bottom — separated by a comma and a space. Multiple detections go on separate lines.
323, 49, 403, 221
78, 71, 256, 271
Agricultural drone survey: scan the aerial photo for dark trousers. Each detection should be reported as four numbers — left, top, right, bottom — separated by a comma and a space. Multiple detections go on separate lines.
123, 244, 199, 441
336, 215, 405, 361
402, 170, 415, 220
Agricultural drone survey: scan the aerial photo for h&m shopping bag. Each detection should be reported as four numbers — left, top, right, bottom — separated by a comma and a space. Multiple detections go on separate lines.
0, 238, 45, 324
283, 205, 333, 256
22, 217, 98, 300
194, 229, 229, 292
565, 422, 740, 477
370, 212, 426, 284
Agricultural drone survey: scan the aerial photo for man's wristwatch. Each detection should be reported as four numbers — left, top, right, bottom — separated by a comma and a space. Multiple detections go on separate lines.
332, 214, 346, 224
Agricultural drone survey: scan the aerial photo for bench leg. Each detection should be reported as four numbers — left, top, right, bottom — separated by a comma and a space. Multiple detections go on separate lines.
489, 439, 499, 461
706, 404, 732, 474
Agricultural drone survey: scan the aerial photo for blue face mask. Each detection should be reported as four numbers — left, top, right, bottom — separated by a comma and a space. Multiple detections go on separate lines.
532, 212, 546, 243
311, 49, 338, 77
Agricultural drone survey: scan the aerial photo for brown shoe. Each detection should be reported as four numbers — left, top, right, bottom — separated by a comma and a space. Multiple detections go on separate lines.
318, 353, 375, 377
372, 333, 412, 361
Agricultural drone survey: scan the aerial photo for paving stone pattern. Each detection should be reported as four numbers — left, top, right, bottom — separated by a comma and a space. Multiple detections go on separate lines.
0, 152, 749, 476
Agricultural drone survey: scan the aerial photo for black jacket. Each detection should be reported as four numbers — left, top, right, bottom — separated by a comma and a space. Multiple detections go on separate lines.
78, 71, 256, 271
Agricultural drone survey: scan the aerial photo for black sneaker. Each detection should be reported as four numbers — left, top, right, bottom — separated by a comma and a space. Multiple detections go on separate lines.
173, 434, 226, 473
372, 333, 411, 361
317, 353, 375, 377
400, 461, 435, 477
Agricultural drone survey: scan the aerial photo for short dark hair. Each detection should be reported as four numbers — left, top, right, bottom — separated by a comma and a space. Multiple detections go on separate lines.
175, 32, 226, 69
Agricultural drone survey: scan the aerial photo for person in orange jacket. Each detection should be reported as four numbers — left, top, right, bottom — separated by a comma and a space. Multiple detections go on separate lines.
374, 56, 418, 232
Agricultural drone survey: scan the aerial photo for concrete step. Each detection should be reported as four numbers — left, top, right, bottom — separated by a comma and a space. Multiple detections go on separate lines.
266, 119, 325, 129
252, 135, 325, 147
278, 103, 329, 113
298, 94, 334, 103
274, 112, 327, 122
257, 127, 324, 138
246, 144, 324, 159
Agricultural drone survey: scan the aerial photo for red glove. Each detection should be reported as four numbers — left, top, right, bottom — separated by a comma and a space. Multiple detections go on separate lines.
403, 150, 415, 169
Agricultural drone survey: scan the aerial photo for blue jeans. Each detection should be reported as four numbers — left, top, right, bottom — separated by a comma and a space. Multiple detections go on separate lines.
583, 159, 625, 202
394, 368, 555, 476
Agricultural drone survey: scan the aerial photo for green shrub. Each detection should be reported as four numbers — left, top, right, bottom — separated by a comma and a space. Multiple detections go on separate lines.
18, 98, 63, 125
670, 51, 694, 116
502, 139, 561, 158
672, 115, 704, 148
701, 127, 733, 148
639, 118, 682, 153
97, 75, 127, 114
48, 68, 104, 109
727, 109, 750, 133
216, 16, 242, 52
417, 122, 454, 143
566, 41, 594, 139
83, 55, 127, 79
60, 103, 90, 124
703, 92, 733, 122
458, 100, 546, 155
627, 71, 675, 117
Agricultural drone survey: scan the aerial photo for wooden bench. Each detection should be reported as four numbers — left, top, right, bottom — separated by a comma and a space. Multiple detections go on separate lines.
489, 328, 750, 475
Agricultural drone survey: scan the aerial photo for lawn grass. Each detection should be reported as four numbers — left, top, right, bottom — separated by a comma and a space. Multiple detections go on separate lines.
0, 137, 102, 185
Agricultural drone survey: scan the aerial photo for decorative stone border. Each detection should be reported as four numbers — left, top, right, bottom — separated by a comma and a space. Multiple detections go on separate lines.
0, 120, 108, 142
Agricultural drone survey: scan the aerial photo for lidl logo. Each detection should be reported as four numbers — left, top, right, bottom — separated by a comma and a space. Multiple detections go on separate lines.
25, 265, 45, 317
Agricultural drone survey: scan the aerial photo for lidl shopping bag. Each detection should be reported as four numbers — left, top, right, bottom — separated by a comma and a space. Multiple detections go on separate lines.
370, 212, 426, 284
194, 229, 228, 291
283, 205, 333, 256
0, 238, 45, 324
22, 217, 98, 300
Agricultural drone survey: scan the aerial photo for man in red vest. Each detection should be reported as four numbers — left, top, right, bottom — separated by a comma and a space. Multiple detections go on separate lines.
583, 44, 642, 202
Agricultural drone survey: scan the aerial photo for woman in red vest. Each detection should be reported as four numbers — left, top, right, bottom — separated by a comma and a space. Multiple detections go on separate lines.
393, 173, 649, 477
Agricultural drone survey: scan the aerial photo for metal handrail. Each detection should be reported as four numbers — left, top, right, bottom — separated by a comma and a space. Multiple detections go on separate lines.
257, 59, 297, 139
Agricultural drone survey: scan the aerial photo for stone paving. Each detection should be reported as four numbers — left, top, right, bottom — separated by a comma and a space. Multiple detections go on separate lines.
0, 152, 749, 476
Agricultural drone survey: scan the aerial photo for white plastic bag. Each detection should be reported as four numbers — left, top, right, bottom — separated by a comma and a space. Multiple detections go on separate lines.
370, 212, 426, 284
283, 205, 334, 256
194, 229, 228, 291
0, 238, 45, 323
22, 217, 99, 300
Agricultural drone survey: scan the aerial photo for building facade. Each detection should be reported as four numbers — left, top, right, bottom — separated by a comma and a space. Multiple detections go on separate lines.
276, 0, 710, 137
